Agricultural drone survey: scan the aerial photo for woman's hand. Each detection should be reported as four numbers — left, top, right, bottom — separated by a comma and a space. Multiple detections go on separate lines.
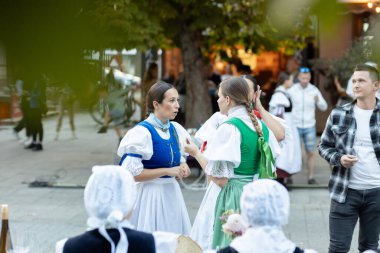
254, 86, 264, 113
184, 138, 200, 157
165, 166, 183, 178
185, 137, 208, 170
180, 163, 191, 178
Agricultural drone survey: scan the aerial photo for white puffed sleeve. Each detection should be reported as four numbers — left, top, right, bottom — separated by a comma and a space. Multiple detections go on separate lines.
203, 123, 241, 178
117, 125, 153, 176
171, 121, 192, 163
195, 112, 226, 142
269, 92, 289, 117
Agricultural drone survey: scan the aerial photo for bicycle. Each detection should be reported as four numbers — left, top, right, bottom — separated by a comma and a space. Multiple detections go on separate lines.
89, 85, 140, 128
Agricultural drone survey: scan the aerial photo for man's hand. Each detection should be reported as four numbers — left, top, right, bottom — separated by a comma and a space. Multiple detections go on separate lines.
340, 155, 358, 168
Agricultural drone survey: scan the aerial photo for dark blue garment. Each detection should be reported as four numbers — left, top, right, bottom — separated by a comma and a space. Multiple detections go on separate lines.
119, 121, 181, 178
63, 227, 156, 253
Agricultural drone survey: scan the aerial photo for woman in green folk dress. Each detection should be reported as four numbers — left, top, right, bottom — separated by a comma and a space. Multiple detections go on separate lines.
185, 77, 280, 249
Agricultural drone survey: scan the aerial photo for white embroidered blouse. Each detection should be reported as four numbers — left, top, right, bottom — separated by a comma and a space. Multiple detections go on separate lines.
117, 119, 190, 176
202, 106, 281, 178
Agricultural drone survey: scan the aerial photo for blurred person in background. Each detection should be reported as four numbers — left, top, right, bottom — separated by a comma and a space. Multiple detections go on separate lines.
269, 72, 302, 187
141, 62, 158, 120
12, 79, 32, 145
24, 76, 47, 151
54, 83, 77, 140
288, 67, 327, 184
205, 64, 222, 114
286, 57, 301, 84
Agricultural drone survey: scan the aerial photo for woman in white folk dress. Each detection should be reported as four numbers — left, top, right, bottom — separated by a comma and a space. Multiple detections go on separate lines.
117, 81, 192, 234
186, 77, 281, 249
269, 72, 302, 186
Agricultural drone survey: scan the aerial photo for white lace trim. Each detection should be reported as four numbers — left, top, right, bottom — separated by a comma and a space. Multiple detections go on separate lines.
205, 160, 235, 178
120, 156, 144, 176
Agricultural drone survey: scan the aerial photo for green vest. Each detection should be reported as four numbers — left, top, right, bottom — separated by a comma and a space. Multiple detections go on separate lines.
224, 117, 269, 176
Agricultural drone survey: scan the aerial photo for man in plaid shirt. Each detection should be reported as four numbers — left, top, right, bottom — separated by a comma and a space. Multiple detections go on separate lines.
319, 63, 380, 253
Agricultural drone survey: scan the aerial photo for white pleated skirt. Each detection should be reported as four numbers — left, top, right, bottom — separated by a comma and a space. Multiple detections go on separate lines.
276, 113, 302, 174
190, 181, 221, 250
131, 177, 191, 235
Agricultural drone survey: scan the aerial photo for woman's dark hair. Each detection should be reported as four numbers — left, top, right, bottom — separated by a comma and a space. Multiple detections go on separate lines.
277, 72, 291, 86
146, 81, 174, 115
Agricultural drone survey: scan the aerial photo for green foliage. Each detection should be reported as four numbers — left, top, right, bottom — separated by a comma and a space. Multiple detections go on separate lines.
0, 0, 164, 85
134, 0, 278, 53
313, 38, 373, 89
83, 0, 164, 50
0, 0, 353, 90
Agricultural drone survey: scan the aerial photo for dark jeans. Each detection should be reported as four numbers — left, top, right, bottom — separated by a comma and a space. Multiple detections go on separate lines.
329, 187, 380, 253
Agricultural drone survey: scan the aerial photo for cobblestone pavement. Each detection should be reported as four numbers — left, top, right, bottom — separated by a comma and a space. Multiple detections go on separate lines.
0, 113, 367, 252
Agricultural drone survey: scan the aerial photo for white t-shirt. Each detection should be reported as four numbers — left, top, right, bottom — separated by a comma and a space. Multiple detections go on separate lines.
348, 105, 380, 190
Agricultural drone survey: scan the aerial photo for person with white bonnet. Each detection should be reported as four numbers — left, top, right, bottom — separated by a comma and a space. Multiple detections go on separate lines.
55, 165, 201, 253
55, 165, 156, 253
204, 179, 317, 253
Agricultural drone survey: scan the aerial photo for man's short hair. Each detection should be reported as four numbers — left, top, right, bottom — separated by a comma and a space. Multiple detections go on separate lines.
355, 63, 379, 82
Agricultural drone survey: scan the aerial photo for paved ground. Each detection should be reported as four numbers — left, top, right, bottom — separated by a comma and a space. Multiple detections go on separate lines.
0, 112, 365, 252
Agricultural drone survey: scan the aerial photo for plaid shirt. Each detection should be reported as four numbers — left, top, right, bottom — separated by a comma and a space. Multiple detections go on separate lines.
318, 99, 380, 203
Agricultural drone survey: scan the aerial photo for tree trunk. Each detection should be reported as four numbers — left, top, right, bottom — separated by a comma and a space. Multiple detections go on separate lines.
179, 26, 211, 128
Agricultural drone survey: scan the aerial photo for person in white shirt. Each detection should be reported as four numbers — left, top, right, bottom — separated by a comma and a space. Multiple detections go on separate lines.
288, 67, 328, 184
319, 63, 380, 252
